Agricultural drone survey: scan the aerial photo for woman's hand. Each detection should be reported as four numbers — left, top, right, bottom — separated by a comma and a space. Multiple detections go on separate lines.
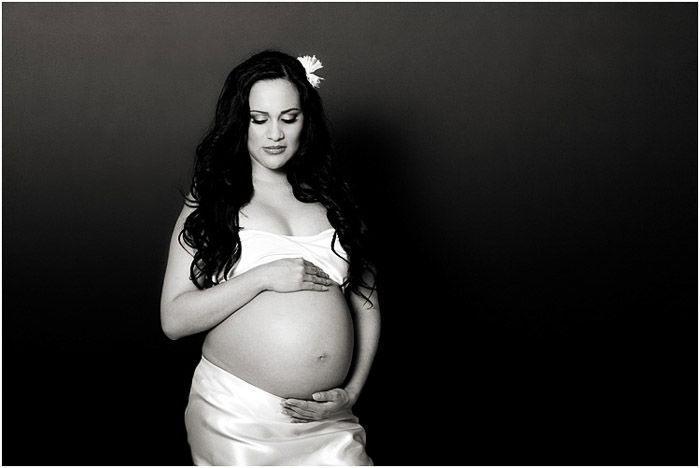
259, 257, 335, 293
280, 389, 354, 423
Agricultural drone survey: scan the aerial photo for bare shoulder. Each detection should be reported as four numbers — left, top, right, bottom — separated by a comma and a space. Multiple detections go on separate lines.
176, 198, 197, 224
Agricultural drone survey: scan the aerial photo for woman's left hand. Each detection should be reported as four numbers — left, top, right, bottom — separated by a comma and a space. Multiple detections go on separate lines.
281, 389, 353, 423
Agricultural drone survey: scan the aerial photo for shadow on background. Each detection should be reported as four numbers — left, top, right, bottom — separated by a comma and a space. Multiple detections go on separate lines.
3, 2, 697, 466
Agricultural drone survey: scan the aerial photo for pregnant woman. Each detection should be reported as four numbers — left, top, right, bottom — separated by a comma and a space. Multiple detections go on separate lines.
160, 50, 380, 465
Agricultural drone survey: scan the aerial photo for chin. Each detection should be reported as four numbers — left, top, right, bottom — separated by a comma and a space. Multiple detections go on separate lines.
265, 155, 295, 169
250, 151, 297, 173
266, 160, 291, 171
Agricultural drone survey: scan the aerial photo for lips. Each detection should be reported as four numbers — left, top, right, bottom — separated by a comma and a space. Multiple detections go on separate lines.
263, 146, 287, 154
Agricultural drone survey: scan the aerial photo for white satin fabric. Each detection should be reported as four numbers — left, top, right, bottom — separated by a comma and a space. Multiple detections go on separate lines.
185, 356, 373, 466
214, 228, 350, 291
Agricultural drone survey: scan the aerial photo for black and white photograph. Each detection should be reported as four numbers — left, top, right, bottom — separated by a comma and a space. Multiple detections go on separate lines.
3, 2, 697, 465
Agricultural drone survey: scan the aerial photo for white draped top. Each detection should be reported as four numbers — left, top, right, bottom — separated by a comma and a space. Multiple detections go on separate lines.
216, 228, 350, 289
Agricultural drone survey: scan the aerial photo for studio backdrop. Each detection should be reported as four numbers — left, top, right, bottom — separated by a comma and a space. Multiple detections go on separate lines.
3, 3, 697, 465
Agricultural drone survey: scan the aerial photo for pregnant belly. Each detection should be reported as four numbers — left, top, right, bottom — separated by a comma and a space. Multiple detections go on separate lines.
202, 285, 354, 399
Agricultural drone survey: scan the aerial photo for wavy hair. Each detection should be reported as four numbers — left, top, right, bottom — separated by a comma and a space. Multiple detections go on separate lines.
179, 50, 376, 305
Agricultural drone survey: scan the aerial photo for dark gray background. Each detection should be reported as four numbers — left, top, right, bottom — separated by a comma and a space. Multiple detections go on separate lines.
3, 2, 697, 465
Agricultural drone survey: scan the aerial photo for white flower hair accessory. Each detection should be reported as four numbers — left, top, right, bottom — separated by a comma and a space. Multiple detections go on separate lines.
297, 55, 324, 88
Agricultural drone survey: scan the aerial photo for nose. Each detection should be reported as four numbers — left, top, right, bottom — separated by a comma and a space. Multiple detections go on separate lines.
266, 121, 284, 142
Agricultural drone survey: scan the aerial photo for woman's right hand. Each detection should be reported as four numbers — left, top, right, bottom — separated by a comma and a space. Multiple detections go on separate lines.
258, 258, 335, 293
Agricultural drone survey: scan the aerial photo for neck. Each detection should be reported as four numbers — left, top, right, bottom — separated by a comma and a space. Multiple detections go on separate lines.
251, 172, 295, 201
251, 163, 289, 186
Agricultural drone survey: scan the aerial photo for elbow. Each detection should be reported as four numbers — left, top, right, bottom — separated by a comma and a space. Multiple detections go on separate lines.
162, 326, 182, 341
161, 320, 182, 341
160, 306, 184, 341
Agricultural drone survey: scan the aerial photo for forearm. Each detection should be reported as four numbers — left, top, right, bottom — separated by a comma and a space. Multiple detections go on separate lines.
345, 301, 381, 404
161, 266, 267, 340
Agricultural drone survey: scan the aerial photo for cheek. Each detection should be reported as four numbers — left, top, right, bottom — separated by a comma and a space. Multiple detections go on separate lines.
289, 125, 304, 145
247, 126, 262, 146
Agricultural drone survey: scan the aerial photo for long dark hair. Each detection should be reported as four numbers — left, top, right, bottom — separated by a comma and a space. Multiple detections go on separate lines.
179, 50, 376, 305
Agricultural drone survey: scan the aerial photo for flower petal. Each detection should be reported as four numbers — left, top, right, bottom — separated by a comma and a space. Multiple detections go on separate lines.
297, 55, 324, 87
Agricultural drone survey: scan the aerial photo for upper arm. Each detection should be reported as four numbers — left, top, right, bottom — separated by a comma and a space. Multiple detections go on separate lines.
348, 268, 380, 312
160, 202, 199, 312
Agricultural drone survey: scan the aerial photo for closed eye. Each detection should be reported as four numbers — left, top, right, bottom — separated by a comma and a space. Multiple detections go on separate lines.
250, 118, 298, 124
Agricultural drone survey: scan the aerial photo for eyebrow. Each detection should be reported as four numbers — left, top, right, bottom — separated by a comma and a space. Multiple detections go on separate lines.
249, 108, 301, 115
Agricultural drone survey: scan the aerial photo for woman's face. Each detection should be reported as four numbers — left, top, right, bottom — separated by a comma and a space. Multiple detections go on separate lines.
247, 78, 304, 174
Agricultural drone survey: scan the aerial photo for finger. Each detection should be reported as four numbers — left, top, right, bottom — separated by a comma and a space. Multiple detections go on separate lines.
304, 266, 329, 279
313, 389, 348, 403
312, 391, 336, 402
286, 407, 318, 419
303, 263, 330, 278
282, 407, 316, 419
312, 275, 333, 286
302, 274, 328, 284
302, 281, 329, 291
314, 268, 329, 278
282, 403, 319, 419
301, 278, 328, 288
318, 269, 330, 278
283, 398, 311, 410
283, 399, 322, 414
